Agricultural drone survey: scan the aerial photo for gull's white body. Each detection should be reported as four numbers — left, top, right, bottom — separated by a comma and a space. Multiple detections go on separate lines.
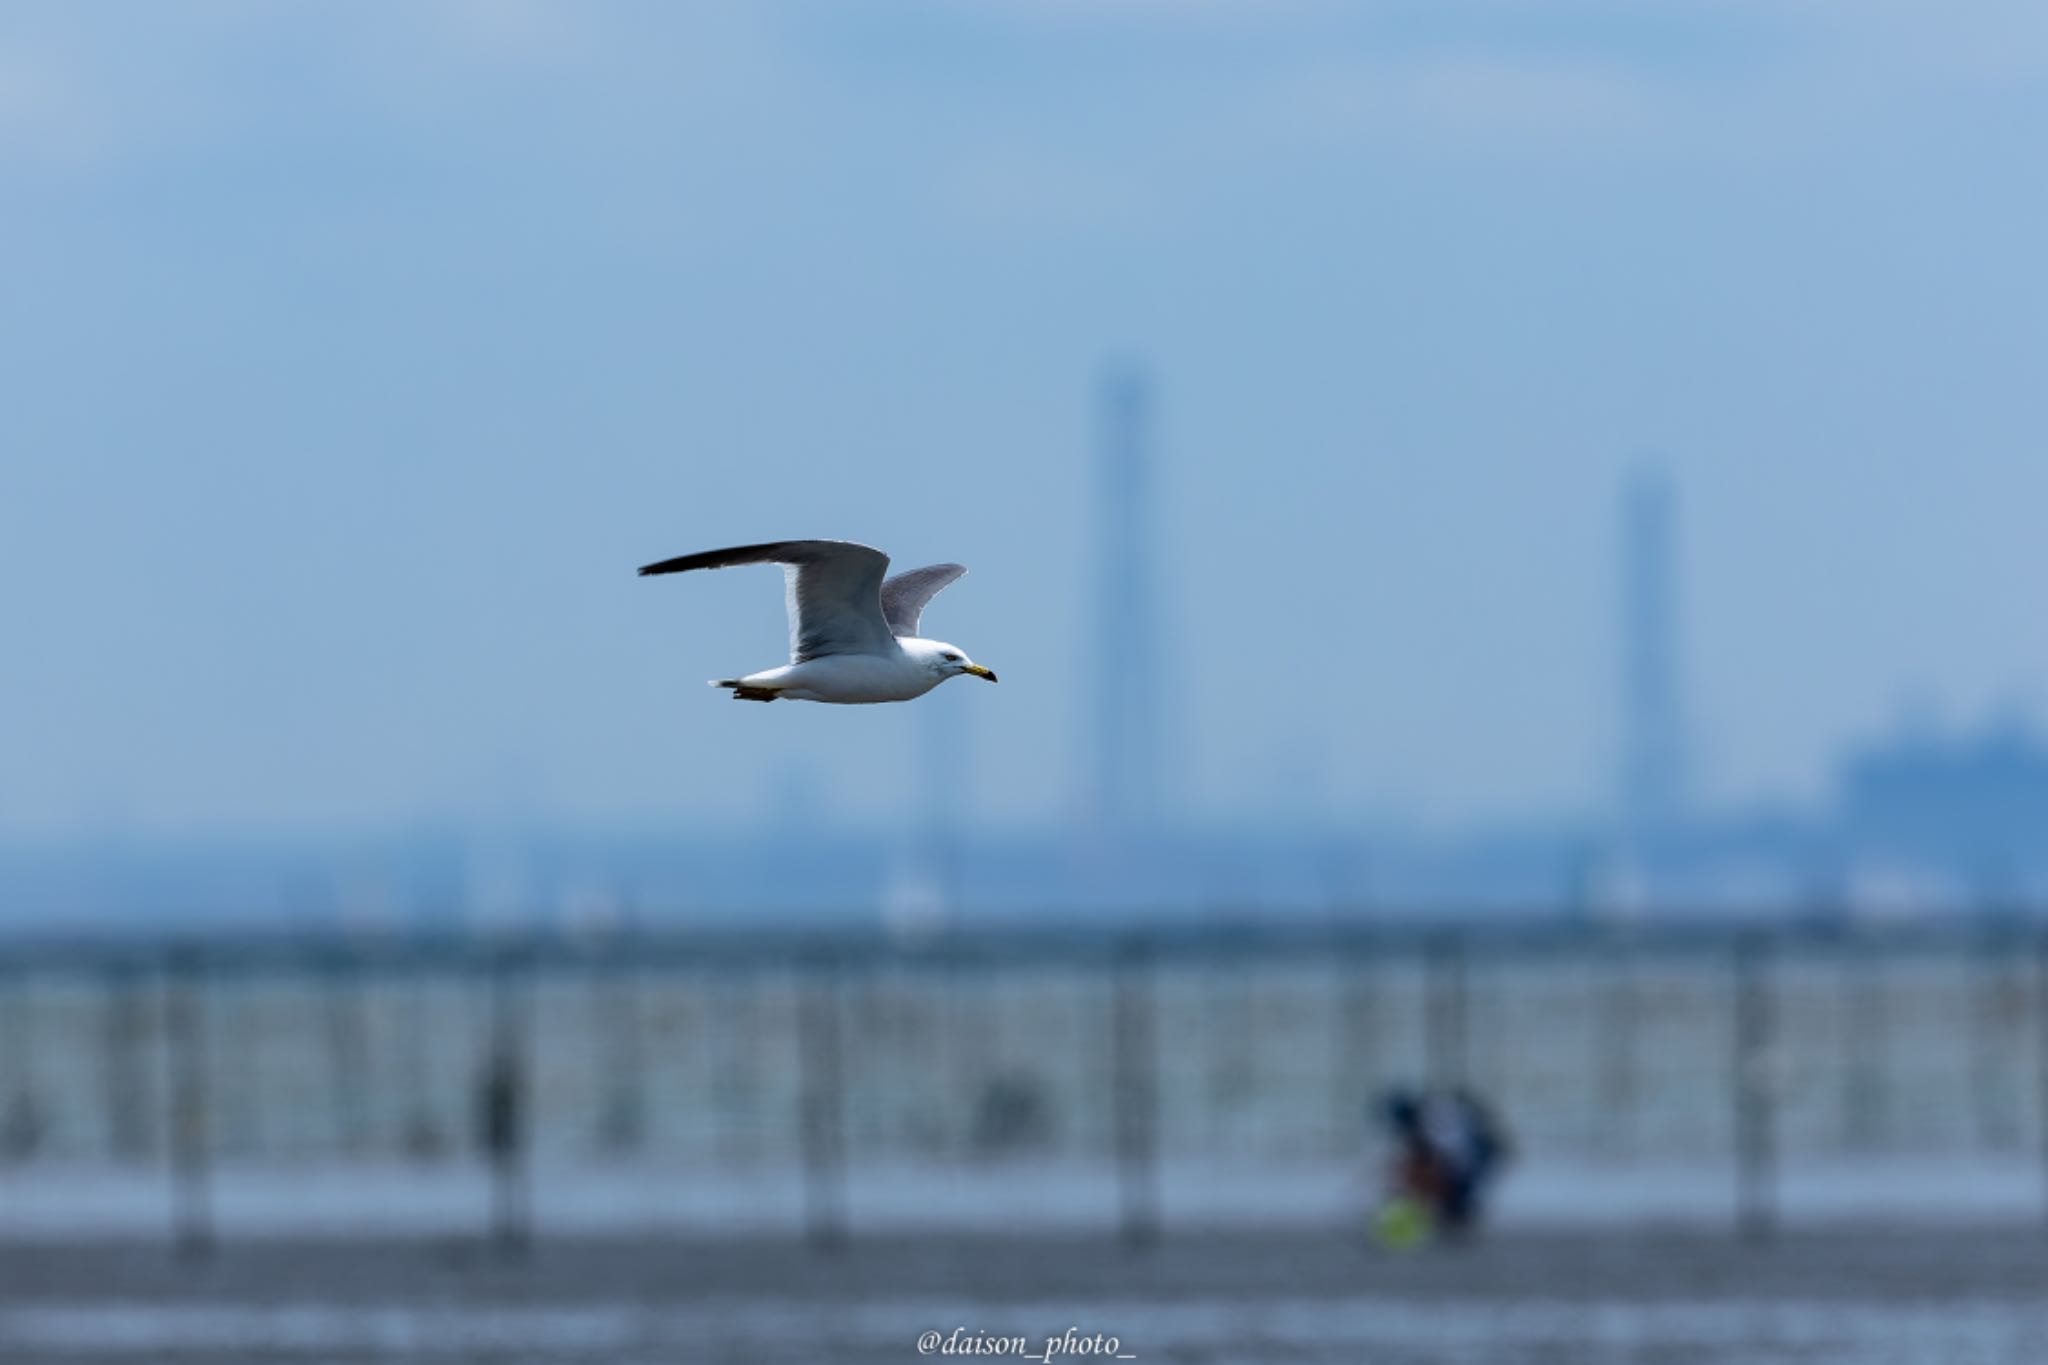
730, 637, 963, 704
636, 539, 995, 705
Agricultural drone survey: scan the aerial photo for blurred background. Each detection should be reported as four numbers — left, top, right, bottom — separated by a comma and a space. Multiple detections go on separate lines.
3, 3, 2047, 1362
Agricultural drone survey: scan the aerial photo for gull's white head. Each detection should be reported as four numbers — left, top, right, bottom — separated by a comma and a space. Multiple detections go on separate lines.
903, 637, 998, 685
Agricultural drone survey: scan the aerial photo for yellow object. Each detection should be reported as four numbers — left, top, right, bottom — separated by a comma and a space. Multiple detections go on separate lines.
1374, 1195, 1433, 1250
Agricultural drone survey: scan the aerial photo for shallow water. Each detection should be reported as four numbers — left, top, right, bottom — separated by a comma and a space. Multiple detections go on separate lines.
4, 1228, 2047, 1364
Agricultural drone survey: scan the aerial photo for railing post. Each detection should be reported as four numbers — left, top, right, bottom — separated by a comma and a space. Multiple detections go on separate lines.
481, 949, 530, 1256
2035, 929, 2048, 1231
797, 958, 847, 1251
1332, 948, 1378, 1154
103, 965, 149, 1162
1971, 937, 2013, 1150
1426, 934, 1469, 1088
0, 966, 42, 1163
595, 958, 646, 1154
1841, 944, 1888, 1152
324, 958, 370, 1156
1733, 934, 1775, 1242
165, 948, 213, 1259
398, 971, 442, 1159
1592, 946, 1638, 1156
1112, 940, 1159, 1249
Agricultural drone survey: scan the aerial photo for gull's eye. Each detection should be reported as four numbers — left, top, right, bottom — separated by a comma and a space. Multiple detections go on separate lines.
941, 651, 962, 662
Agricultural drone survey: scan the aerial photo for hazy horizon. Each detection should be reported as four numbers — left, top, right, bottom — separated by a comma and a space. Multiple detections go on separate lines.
6, 2, 2045, 845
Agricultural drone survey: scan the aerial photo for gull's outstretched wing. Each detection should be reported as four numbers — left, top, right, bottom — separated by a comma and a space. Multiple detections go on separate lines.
637, 540, 895, 661
880, 564, 967, 638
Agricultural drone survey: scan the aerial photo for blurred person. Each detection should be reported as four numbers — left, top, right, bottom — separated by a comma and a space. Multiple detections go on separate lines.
1373, 1089, 1445, 1249
1372, 1086, 1513, 1247
1423, 1087, 1513, 1237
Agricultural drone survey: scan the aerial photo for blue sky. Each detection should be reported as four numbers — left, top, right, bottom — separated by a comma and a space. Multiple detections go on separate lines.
2, 2, 2044, 839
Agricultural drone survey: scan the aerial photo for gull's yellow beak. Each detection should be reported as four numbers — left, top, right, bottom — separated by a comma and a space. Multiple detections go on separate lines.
964, 664, 998, 683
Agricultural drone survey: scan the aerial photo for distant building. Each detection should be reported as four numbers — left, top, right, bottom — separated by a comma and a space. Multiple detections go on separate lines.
1090, 363, 1163, 835
1837, 718, 2048, 884
1617, 467, 1688, 845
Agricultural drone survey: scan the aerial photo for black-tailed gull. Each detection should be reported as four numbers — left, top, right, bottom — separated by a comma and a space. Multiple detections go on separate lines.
637, 539, 998, 703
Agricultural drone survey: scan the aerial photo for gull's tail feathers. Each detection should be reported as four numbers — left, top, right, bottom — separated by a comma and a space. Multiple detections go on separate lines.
711, 679, 780, 702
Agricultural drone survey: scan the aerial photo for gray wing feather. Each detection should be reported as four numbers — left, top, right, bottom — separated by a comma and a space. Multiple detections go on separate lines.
880, 563, 967, 637
637, 539, 896, 661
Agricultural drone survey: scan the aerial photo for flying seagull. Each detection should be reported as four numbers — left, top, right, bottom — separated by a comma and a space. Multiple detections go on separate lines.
637, 539, 998, 703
